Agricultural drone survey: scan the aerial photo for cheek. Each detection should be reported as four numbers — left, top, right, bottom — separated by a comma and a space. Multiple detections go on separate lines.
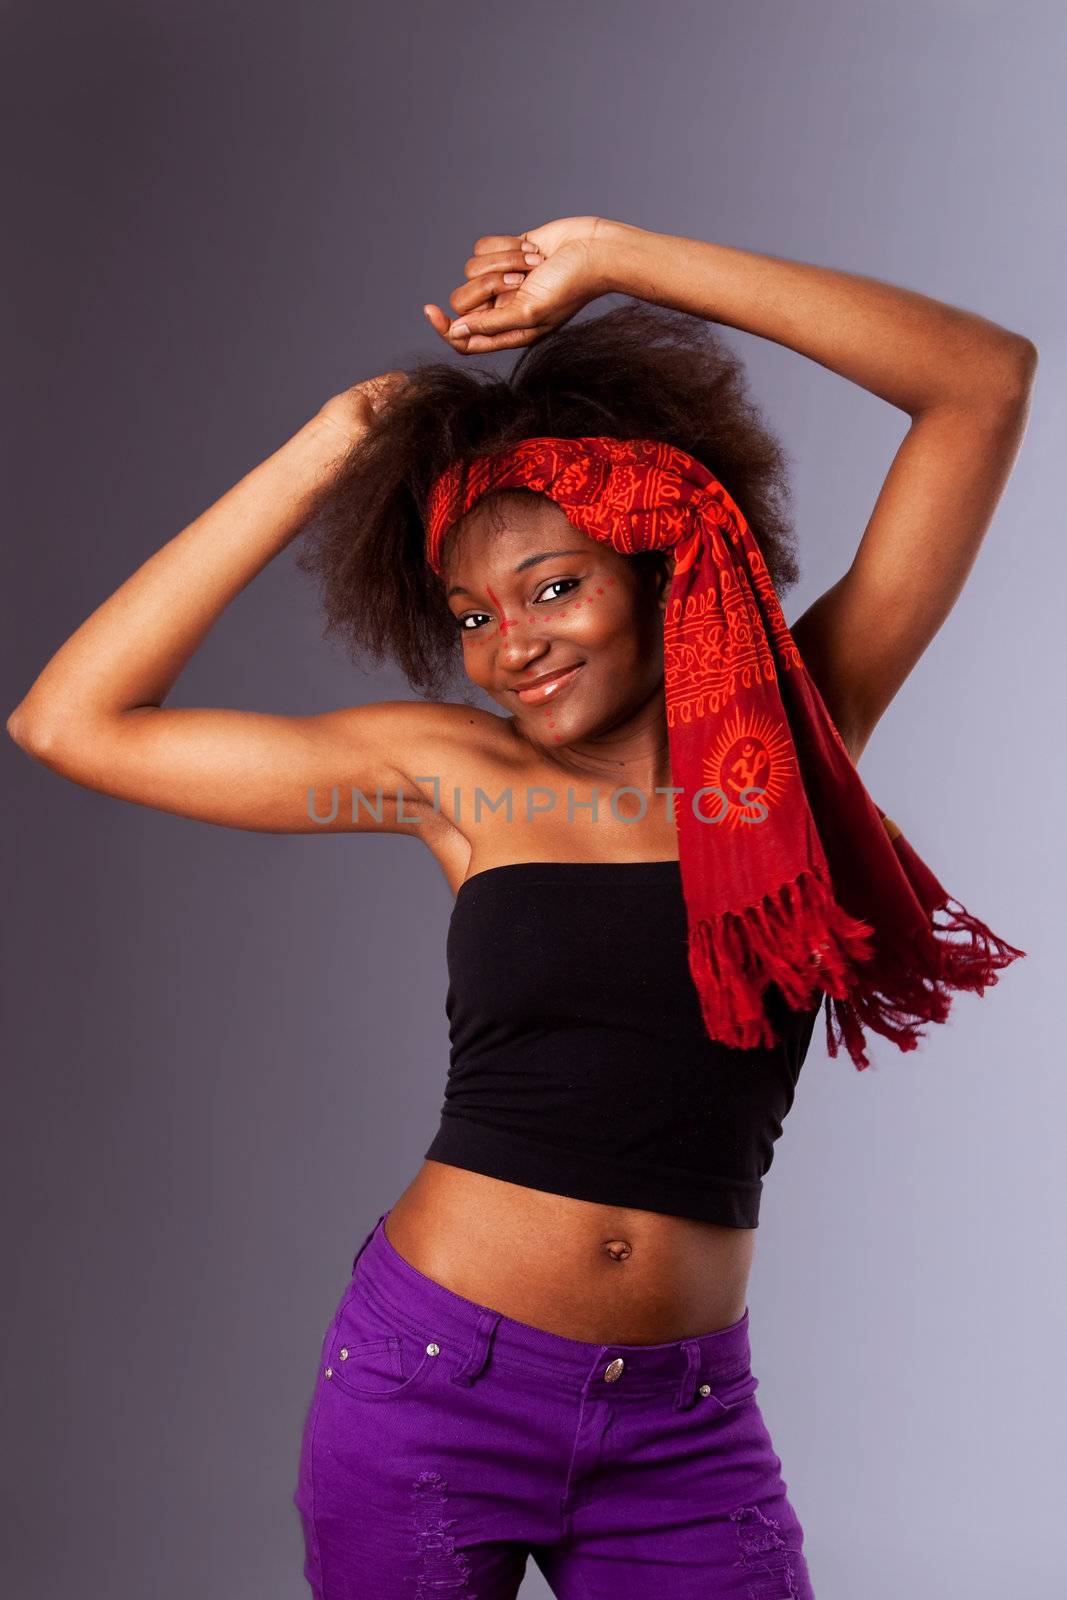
458, 633, 495, 679
552, 578, 625, 636
526, 584, 653, 746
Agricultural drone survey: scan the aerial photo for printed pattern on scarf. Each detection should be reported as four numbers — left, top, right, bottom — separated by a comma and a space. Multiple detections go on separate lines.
426, 436, 1025, 1070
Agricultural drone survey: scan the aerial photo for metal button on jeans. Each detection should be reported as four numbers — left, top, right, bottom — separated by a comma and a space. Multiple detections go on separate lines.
603, 1357, 625, 1382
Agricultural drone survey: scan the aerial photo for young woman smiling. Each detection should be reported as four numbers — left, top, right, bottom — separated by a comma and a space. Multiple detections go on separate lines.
8, 215, 1035, 1597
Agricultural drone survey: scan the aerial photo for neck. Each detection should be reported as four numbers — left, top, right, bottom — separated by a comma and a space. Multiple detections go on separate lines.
513, 681, 673, 798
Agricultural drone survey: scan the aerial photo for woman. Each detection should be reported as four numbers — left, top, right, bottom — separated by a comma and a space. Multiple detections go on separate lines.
8, 215, 1035, 1597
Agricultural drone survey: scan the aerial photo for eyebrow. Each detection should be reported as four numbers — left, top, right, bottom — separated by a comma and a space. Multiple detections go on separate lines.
446, 549, 588, 600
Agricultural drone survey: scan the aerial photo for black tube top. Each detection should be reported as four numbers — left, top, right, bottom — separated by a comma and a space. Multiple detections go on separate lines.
423, 860, 822, 1228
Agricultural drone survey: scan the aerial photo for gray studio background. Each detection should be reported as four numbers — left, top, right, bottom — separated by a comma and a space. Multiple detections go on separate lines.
3, 2, 1063, 1595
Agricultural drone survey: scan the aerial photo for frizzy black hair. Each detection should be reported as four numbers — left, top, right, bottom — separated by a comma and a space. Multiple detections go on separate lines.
295, 298, 800, 700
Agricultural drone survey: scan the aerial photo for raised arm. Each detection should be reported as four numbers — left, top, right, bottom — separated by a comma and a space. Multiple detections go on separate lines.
590, 222, 1038, 761
6, 379, 453, 836
430, 217, 1037, 763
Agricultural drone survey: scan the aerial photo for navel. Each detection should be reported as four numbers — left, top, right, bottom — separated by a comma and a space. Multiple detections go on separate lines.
603, 1238, 632, 1261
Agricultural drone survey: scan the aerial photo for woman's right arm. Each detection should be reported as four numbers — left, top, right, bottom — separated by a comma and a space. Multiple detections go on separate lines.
6, 387, 455, 836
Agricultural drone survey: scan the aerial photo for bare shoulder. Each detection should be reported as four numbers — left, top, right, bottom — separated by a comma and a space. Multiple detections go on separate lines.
313, 693, 512, 817
382, 697, 513, 782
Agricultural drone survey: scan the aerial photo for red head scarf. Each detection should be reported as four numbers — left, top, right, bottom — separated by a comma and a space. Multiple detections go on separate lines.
426, 435, 1025, 1070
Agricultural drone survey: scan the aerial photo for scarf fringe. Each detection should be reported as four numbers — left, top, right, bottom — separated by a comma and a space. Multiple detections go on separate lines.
688, 874, 1027, 1072
821, 897, 1028, 1071
931, 896, 1029, 990
686, 867, 875, 1052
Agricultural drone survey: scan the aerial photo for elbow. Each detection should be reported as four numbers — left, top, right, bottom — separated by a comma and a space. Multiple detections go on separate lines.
925, 336, 1038, 422
1008, 333, 1039, 382
7, 705, 32, 747
7, 705, 61, 757
988, 335, 1039, 407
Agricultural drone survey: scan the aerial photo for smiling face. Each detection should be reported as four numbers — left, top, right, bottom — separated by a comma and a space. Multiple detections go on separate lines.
441, 491, 670, 750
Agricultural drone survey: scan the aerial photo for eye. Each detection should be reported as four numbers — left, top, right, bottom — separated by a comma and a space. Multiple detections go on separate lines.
454, 578, 580, 635
535, 578, 580, 603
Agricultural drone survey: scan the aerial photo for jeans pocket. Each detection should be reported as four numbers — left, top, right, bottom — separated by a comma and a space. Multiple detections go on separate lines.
324, 1272, 441, 1403
705, 1366, 761, 1413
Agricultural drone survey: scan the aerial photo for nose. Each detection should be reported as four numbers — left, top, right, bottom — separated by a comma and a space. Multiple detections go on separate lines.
498, 630, 555, 675
494, 607, 550, 659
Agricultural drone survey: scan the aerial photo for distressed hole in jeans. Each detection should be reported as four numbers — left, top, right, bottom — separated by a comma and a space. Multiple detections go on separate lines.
411, 1469, 472, 1595
730, 1503, 802, 1599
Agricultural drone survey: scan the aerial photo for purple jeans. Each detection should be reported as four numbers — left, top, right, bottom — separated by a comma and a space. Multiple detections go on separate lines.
293, 1210, 816, 1598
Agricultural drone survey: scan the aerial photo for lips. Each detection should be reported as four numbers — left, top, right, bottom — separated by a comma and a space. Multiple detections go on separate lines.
512, 663, 584, 705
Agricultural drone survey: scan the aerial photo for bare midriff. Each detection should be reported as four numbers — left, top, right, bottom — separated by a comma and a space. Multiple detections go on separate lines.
383, 1163, 757, 1346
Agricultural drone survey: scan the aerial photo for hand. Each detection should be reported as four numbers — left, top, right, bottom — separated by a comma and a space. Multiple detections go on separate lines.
315, 371, 412, 443
423, 216, 623, 354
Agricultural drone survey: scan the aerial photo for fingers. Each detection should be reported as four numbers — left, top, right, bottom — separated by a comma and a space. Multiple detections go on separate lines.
422, 291, 531, 344
471, 233, 541, 257
454, 325, 552, 354
422, 303, 452, 339
423, 278, 541, 344
464, 243, 542, 281
452, 242, 547, 314
445, 294, 541, 341
450, 247, 541, 315
422, 301, 549, 353
422, 233, 545, 352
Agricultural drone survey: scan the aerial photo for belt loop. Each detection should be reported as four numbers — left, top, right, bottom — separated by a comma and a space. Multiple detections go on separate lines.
674, 1338, 702, 1410
448, 1307, 501, 1387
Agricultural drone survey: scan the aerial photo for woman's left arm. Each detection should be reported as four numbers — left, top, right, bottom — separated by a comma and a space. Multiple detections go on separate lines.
595, 222, 1038, 762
